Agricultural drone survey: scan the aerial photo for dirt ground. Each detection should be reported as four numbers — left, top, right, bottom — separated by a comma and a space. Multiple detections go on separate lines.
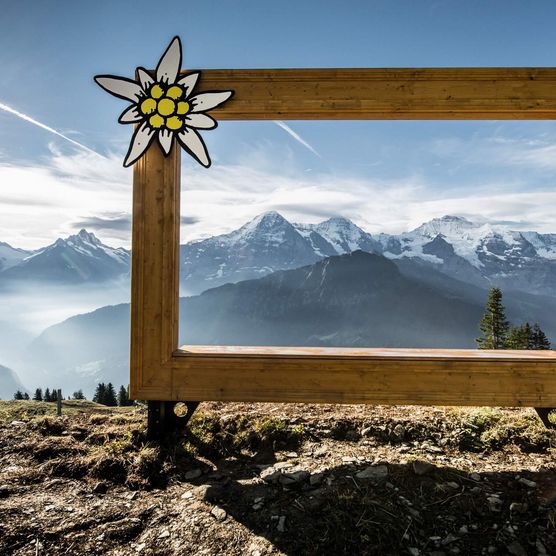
0, 400, 555, 556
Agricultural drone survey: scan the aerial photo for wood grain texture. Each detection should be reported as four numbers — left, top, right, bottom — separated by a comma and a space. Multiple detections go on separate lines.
129, 66, 556, 404
170, 351, 556, 406
179, 345, 556, 360
129, 144, 180, 398
193, 68, 556, 120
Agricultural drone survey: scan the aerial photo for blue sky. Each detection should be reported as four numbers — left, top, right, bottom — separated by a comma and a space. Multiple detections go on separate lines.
2, 0, 556, 247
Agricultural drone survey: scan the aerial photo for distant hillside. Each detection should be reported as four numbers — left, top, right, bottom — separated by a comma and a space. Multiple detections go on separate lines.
0, 365, 26, 400
23, 250, 556, 394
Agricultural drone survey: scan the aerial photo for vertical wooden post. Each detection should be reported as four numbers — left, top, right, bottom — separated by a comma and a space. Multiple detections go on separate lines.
56, 389, 62, 417
130, 144, 181, 398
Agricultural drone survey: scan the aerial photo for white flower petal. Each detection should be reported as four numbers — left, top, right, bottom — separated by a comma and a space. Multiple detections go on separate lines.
189, 91, 233, 113
136, 67, 154, 92
118, 105, 143, 124
184, 113, 217, 129
124, 122, 155, 167
158, 129, 174, 155
156, 36, 182, 85
177, 72, 200, 98
94, 75, 143, 102
178, 127, 210, 167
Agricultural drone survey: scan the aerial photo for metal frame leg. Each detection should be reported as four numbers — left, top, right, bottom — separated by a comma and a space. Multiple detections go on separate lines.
147, 401, 200, 440
534, 407, 556, 429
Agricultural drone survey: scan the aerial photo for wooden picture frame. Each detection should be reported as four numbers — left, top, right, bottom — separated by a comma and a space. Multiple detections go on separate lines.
130, 68, 556, 410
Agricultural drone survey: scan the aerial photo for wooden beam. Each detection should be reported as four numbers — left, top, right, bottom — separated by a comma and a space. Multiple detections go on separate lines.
129, 66, 556, 405
130, 144, 180, 398
170, 347, 556, 406
194, 68, 556, 120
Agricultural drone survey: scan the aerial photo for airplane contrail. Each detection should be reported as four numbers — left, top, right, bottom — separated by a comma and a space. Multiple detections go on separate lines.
0, 101, 103, 157
274, 120, 321, 158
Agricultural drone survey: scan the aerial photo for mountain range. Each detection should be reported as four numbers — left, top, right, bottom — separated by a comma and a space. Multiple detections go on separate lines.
0, 230, 129, 284
22, 249, 556, 395
181, 212, 556, 296
3, 212, 555, 395
3, 213, 556, 298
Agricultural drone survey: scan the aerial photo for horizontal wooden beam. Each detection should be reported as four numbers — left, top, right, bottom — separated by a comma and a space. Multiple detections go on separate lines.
193, 68, 556, 120
167, 346, 556, 406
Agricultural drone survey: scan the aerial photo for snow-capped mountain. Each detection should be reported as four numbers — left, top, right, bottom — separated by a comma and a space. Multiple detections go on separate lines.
0, 229, 130, 283
2, 213, 555, 296
180, 211, 384, 293
0, 241, 31, 272
295, 217, 382, 256
180, 211, 323, 293
180, 211, 556, 296
377, 215, 556, 295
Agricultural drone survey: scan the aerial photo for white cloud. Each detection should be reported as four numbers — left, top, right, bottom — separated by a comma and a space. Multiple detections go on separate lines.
1, 141, 556, 250
0, 151, 131, 249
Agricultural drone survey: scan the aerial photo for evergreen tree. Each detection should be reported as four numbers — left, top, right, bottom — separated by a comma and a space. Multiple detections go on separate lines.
93, 383, 106, 404
23, 392, 30, 400
531, 323, 551, 350
72, 390, 86, 400
44, 388, 51, 402
104, 383, 118, 407
118, 385, 132, 406
50, 389, 58, 402
13, 390, 24, 400
505, 322, 532, 349
476, 287, 510, 349
33, 388, 43, 401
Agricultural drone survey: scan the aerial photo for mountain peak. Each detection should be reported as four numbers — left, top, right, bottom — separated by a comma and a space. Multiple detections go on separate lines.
237, 211, 293, 238
252, 211, 288, 226
317, 216, 360, 230
68, 229, 102, 246
413, 215, 477, 237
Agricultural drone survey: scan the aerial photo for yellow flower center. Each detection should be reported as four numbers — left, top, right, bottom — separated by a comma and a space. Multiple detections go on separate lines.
140, 98, 157, 115
141, 82, 190, 131
166, 116, 183, 130
149, 114, 165, 129
167, 86, 183, 100
177, 101, 190, 115
157, 98, 176, 116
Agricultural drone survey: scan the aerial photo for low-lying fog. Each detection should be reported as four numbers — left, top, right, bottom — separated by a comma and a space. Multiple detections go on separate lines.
0, 281, 130, 387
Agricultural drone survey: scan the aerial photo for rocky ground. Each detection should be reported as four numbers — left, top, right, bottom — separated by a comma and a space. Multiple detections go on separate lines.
0, 400, 555, 555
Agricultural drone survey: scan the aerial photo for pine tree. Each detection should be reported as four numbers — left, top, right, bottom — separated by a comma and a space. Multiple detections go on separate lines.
505, 322, 532, 349
93, 383, 106, 404
476, 287, 510, 349
44, 388, 51, 402
531, 323, 551, 350
33, 388, 43, 401
23, 392, 30, 400
13, 390, 24, 400
118, 385, 132, 406
72, 390, 85, 400
104, 383, 118, 407
50, 389, 58, 402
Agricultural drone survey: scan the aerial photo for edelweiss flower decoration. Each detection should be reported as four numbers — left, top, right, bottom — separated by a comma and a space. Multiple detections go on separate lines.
94, 37, 233, 168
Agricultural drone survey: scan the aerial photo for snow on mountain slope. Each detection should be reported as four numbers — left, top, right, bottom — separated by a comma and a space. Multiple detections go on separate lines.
180, 211, 324, 293
379, 215, 553, 269
0, 242, 31, 272
1, 230, 130, 283
300, 217, 382, 255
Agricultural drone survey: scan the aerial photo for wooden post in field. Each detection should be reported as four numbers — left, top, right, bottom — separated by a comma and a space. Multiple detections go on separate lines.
56, 389, 62, 417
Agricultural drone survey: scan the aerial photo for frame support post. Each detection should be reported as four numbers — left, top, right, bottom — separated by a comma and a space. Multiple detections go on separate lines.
147, 401, 200, 440
534, 407, 556, 429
